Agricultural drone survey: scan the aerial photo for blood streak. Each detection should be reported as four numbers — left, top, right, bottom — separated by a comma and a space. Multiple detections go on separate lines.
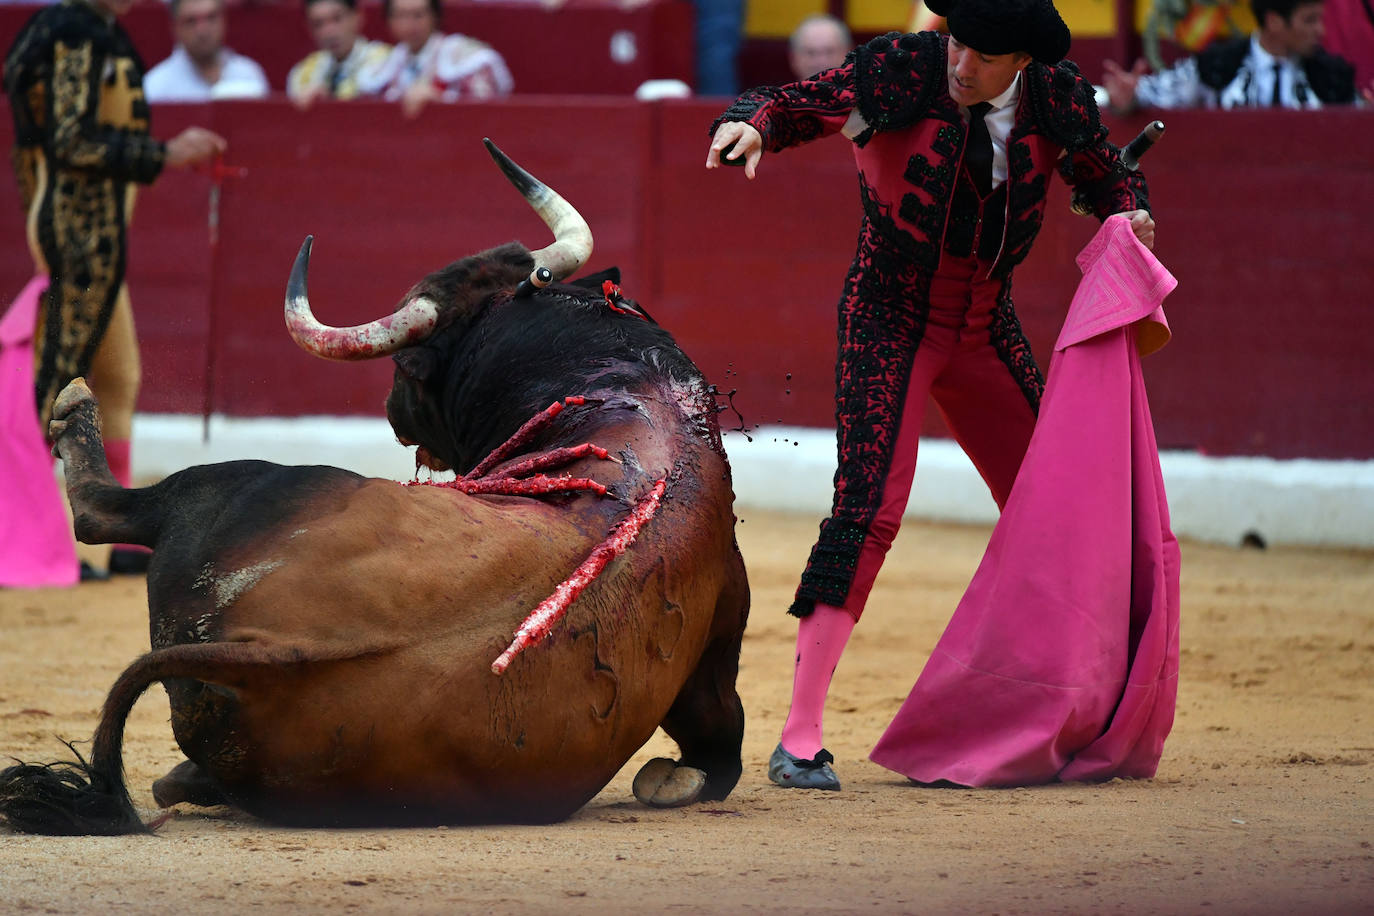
491, 477, 667, 675
404, 398, 613, 498
425, 474, 607, 498
469, 396, 587, 479
395, 395, 661, 673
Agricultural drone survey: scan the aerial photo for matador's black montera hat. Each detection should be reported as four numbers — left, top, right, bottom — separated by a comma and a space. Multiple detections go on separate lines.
925, 0, 1072, 65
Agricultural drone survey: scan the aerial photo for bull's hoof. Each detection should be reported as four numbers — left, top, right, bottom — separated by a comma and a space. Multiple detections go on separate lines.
152, 760, 229, 809
632, 757, 706, 808
47, 377, 97, 445
51, 377, 95, 418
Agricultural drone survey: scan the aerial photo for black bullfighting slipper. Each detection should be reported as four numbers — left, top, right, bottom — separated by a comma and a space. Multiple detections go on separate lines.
768, 743, 841, 790
78, 561, 110, 583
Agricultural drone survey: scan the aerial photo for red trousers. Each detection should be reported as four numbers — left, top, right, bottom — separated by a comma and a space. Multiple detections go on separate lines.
839, 254, 1039, 619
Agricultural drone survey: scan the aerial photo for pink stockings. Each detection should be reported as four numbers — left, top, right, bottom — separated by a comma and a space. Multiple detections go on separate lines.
779, 603, 856, 760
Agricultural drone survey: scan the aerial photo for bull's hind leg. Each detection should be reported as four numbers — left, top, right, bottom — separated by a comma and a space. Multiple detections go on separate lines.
151, 760, 230, 809
48, 379, 156, 549
635, 586, 748, 807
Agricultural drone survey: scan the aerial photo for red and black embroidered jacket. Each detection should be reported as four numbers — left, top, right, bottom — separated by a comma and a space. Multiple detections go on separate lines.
712, 31, 1149, 281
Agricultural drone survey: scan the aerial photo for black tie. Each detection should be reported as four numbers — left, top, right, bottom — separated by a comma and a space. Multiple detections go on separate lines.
966, 102, 994, 197
328, 62, 344, 95
1270, 62, 1283, 107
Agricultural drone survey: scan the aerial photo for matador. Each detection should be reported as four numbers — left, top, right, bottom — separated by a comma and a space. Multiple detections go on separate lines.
706, 0, 1155, 790
5, 0, 224, 578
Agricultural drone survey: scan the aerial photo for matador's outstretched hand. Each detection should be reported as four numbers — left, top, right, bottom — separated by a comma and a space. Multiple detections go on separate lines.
706, 122, 764, 179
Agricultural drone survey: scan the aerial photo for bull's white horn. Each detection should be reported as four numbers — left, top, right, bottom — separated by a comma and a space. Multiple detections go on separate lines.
483, 139, 593, 282
284, 236, 440, 361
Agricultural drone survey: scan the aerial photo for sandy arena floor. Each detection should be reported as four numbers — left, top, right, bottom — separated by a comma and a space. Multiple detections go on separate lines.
1, 509, 1371, 914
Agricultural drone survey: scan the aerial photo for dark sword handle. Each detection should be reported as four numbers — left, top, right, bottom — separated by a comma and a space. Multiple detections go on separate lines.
1120, 120, 1165, 172
717, 139, 747, 166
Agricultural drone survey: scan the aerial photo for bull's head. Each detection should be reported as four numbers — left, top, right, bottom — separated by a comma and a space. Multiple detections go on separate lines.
283, 140, 594, 361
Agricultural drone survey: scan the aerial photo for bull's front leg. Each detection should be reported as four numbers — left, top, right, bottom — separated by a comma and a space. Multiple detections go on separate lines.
634, 569, 749, 808
48, 378, 155, 549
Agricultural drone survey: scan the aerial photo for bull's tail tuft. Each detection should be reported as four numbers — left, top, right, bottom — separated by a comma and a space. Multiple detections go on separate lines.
0, 741, 148, 836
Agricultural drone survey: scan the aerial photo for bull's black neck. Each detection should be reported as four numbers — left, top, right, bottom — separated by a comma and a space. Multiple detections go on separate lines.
427, 290, 703, 474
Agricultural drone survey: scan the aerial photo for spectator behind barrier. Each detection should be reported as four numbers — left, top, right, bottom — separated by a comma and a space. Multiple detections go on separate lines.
788, 13, 852, 81
144, 0, 269, 102
288, 0, 391, 109
1101, 0, 1370, 111
357, 0, 514, 118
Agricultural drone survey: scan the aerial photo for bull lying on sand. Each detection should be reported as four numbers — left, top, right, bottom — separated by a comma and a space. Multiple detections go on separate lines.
0, 141, 749, 834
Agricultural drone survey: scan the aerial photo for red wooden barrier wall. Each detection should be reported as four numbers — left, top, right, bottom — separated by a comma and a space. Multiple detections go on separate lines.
1, 98, 1371, 460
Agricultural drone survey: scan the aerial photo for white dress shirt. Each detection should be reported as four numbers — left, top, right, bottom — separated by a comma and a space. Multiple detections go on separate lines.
144, 45, 270, 102
979, 71, 1021, 189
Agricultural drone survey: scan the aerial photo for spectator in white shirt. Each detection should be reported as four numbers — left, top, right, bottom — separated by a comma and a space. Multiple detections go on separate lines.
144, 0, 269, 102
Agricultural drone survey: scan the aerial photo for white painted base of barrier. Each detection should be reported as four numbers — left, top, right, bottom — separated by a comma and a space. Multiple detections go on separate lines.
129, 416, 1374, 549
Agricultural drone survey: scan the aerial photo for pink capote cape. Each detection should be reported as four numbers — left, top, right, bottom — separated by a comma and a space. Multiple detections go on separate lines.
0, 276, 78, 588
869, 214, 1181, 786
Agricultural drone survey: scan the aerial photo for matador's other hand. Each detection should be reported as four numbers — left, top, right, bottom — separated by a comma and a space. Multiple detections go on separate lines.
706, 121, 763, 180
1119, 209, 1155, 250
166, 127, 228, 168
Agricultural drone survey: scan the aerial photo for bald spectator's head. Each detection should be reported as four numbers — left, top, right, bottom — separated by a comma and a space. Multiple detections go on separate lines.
789, 14, 852, 81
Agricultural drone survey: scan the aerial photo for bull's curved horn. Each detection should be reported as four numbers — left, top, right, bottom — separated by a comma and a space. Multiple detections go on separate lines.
483, 138, 593, 282
284, 236, 440, 361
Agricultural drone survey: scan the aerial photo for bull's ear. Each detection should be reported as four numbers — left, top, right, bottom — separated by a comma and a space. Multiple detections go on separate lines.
567, 266, 621, 290
392, 348, 438, 381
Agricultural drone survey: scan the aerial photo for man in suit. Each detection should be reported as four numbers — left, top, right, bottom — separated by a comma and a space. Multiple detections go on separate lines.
1103, 0, 1362, 111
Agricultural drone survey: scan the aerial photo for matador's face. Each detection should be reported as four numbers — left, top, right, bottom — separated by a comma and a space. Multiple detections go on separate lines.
945, 36, 1031, 107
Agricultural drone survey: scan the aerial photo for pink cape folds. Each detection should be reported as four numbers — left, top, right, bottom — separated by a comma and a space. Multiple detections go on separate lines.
0, 276, 78, 589
869, 215, 1181, 786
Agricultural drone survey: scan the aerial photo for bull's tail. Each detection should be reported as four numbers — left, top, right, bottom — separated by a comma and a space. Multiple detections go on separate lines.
0, 640, 360, 835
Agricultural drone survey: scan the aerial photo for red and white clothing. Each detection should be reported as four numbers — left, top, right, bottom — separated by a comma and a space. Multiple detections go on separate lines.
358, 32, 513, 102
